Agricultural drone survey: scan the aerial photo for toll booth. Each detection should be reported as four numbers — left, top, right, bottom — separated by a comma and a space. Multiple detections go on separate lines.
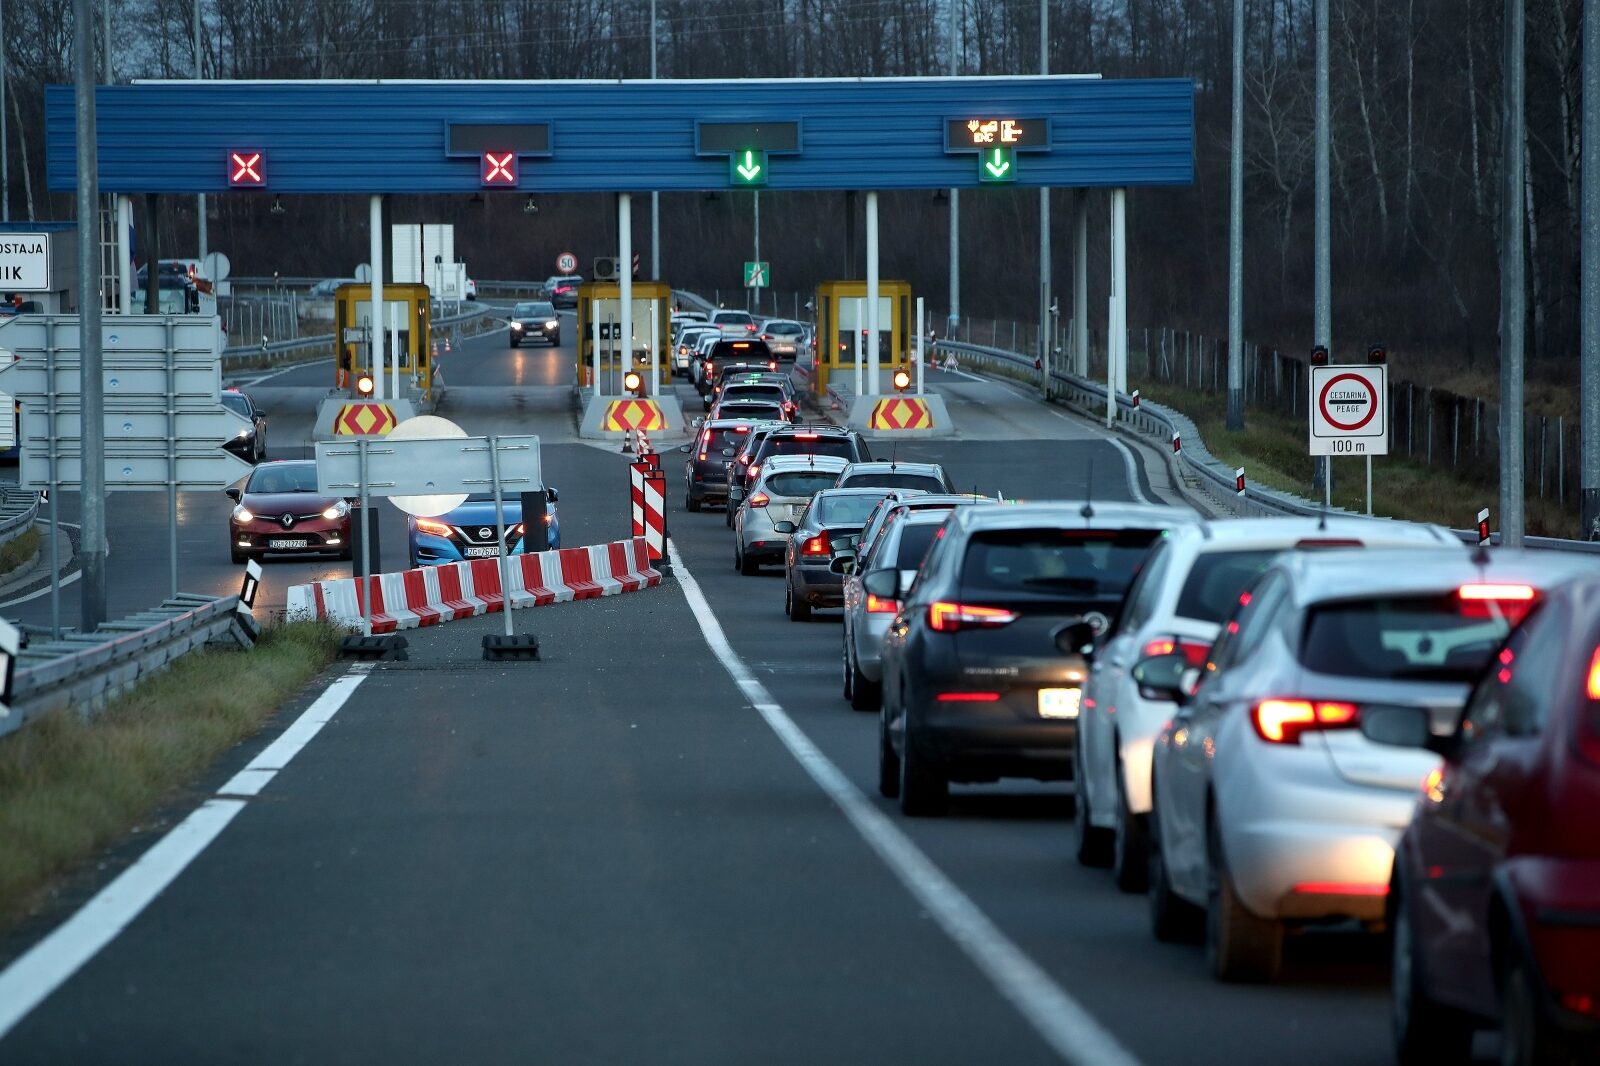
334, 282, 433, 401
811, 279, 912, 393
575, 281, 672, 394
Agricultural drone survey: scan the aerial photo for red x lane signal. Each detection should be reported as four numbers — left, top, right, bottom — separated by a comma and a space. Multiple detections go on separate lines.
228, 150, 265, 187
481, 151, 519, 187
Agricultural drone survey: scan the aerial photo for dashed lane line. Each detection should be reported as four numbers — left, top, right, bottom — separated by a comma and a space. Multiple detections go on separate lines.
667, 539, 1143, 1066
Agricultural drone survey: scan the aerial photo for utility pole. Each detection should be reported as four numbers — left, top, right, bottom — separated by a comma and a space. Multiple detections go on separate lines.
1226, 0, 1245, 431
1581, 0, 1600, 537
195, 0, 206, 260
648, 0, 659, 280
1500, 0, 1526, 546
1038, 0, 1050, 396
947, 0, 960, 338
1313, 0, 1331, 499
75, 0, 107, 629
1, 0, 8, 223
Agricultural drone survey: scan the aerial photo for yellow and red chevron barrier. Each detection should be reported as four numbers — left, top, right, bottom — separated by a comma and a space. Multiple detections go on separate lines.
868, 396, 934, 431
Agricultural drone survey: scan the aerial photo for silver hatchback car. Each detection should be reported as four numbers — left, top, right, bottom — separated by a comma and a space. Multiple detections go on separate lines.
1140, 548, 1600, 983
733, 454, 849, 575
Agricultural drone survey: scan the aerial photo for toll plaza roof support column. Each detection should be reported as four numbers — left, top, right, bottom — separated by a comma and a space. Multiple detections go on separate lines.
370, 194, 385, 401
73, 0, 106, 630
1073, 190, 1089, 378
866, 190, 879, 397
1582, 0, 1600, 537
948, 191, 960, 337
1112, 188, 1128, 395
1499, 0, 1526, 547
116, 194, 133, 314
620, 192, 633, 397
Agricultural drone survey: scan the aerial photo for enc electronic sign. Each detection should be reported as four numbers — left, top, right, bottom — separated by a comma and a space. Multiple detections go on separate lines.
228, 150, 265, 187
944, 118, 1049, 152
481, 151, 519, 187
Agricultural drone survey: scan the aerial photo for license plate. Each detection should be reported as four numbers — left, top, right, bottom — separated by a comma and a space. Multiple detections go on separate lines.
464, 546, 502, 558
1038, 688, 1082, 719
789, 505, 807, 518
267, 538, 308, 550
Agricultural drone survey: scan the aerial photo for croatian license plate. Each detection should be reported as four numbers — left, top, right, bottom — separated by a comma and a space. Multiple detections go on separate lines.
267, 538, 307, 550
464, 546, 502, 558
1038, 688, 1082, 719
790, 505, 807, 519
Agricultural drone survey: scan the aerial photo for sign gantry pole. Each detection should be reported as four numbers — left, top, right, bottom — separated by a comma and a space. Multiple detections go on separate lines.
73, 0, 106, 630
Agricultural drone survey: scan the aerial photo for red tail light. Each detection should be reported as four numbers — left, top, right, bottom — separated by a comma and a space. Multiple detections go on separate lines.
793, 432, 819, 440
745, 323, 757, 331
749, 492, 770, 508
928, 601, 1020, 633
1290, 881, 1388, 897
768, 360, 779, 371
936, 691, 1003, 702
866, 593, 899, 614
698, 451, 708, 461
1459, 583, 1537, 601
1581, 647, 1600, 768
802, 531, 831, 555
1251, 699, 1360, 744
762, 333, 774, 341
1141, 637, 1210, 667
745, 464, 760, 481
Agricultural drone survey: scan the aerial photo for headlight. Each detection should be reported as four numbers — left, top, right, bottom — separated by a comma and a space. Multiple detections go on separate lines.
231, 505, 254, 522
545, 319, 559, 328
511, 322, 523, 330
234, 428, 251, 439
322, 501, 350, 520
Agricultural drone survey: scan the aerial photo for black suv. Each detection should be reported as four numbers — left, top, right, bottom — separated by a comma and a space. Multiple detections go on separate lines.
681, 418, 773, 512
697, 338, 775, 400
509, 301, 560, 346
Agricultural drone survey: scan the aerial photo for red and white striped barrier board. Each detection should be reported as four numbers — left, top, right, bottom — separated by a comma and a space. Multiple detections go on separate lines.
629, 461, 667, 561
286, 536, 662, 632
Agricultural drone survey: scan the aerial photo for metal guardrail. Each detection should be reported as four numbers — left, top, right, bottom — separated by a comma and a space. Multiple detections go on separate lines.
934, 338, 1600, 555
0, 488, 40, 547
1, 593, 256, 741
220, 304, 493, 366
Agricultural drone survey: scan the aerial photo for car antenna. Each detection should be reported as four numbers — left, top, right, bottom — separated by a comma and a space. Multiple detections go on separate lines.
890, 442, 898, 470
1081, 460, 1096, 520
1317, 505, 1328, 532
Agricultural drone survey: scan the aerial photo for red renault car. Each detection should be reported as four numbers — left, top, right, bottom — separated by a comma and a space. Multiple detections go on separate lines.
1364, 573, 1600, 1065
226, 459, 353, 563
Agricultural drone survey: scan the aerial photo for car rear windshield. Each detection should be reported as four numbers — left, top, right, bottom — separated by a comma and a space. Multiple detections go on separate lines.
765, 322, 804, 336
701, 426, 751, 454
249, 464, 318, 493
719, 403, 784, 420
714, 312, 754, 325
721, 385, 787, 404
763, 437, 856, 461
960, 528, 1162, 596
766, 471, 842, 498
819, 492, 889, 525
1174, 549, 1282, 623
1300, 595, 1517, 681
841, 472, 945, 492
713, 340, 771, 359
895, 524, 943, 569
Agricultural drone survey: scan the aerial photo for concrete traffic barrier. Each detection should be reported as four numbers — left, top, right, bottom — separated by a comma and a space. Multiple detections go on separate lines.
287, 537, 661, 630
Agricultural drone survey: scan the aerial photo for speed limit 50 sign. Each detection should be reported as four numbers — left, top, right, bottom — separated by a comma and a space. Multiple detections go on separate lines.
1309, 364, 1388, 457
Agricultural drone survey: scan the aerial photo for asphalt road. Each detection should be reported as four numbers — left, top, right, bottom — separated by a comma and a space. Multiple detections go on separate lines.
0, 315, 1416, 1064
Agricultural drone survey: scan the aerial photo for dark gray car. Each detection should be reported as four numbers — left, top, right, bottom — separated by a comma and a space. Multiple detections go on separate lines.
781, 487, 893, 621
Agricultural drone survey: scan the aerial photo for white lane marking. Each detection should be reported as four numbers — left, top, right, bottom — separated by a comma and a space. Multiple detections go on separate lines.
667, 540, 1142, 1066
216, 768, 276, 797
0, 568, 81, 608
229, 357, 334, 387
0, 664, 372, 1041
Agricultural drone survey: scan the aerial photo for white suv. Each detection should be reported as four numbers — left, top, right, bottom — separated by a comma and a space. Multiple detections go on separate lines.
1076, 516, 1460, 892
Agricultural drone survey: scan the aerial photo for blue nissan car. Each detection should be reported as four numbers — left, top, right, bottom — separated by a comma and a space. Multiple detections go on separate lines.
407, 488, 561, 567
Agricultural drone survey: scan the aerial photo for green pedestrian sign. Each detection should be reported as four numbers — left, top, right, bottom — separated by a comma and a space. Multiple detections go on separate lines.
979, 146, 1016, 183
744, 261, 770, 289
730, 149, 767, 186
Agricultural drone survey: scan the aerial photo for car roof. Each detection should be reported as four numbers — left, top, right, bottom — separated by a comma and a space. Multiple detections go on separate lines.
768, 424, 852, 437
763, 454, 850, 471
840, 461, 944, 476
1274, 547, 1600, 607
949, 500, 1198, 534
814, 486, 896, 499
1182, 515, 1460, 549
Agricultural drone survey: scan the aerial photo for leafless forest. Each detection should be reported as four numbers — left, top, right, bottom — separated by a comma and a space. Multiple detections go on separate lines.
1, 0, 1582, 367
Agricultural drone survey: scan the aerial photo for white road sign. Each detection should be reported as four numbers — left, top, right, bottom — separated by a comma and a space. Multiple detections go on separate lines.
0, 234, 50, 292
1309, 364, 1388, 457
557, 252, 578, 274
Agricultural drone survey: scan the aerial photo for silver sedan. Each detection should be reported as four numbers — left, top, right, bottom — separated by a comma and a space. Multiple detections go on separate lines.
733, 455, 848, 575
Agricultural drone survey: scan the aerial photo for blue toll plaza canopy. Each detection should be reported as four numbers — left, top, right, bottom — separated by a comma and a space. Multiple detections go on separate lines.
46, 76, 1194, 195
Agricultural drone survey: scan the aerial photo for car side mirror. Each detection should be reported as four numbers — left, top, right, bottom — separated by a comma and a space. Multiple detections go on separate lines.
773, 520, 796, 534
224, 486, 241, 502
546, 487, 559, 503
861, 568, 899, 600
721, 448, 736, 457
1360, 705, 1449, 753
830, 550, 857, 576
1053, 620, 1097, 656
1131, 653, 1196, 705
678, 444, 691, 453
692, 416, 705, 428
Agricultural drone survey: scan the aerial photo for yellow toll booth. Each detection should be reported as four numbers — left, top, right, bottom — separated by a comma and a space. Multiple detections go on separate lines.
810, 279, 913, 393
575, 281, 672, 393
334, 282, 433, 401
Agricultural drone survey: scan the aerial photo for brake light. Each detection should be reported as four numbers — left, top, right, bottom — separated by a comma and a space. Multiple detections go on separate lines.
936, 691, 1003, 702
768, 361, 779, 371
416, 518, 453, 537
1141, 637, 1210, 667
1251, 699, 1360, 744
1459, 583, 1537, 601
746, 323, 757, 331
866, 593, 899, 614
1290, 881, 1388, 897
733, 425, 750, 433
733, 342, 751, 349
1294, 539, 1365, 549
746, 464, 760, 480
762, 333, 773, 341
698, 451, 708, 461
927, 601, 1020, 632
749, 493, 770, 507
802, 530, 831, 555
793, 432, 819, 440
1582, 648, 1600, 768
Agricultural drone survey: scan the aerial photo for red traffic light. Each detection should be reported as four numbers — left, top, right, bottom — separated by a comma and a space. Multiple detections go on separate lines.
1367, 344, 1387, 364
1311, 345, 1330, 366
481, 151, 519, 187
228, 150, 265, 187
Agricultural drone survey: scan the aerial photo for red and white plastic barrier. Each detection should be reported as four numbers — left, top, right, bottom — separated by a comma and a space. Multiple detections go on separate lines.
629, 460, 667, 562
286, 537, 663, 632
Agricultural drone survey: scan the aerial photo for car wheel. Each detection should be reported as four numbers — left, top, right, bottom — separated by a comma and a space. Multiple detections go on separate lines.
1148, 781, 1204, 942
1500, 948, 1572, 1066
1391, 879, 1474, 1066
1112, 762, 1150, 893
786, 581, 811, 621
725, 504, 735, 529
877, 707, 901, 799
685, 493, 702, 513
739, 550, 759, 576
338, 547, 354, 562
849, 654, 880, 712
1206, 812, 1283, 982
230, 548, 251, 565
842, 627, 854, 700
898, 716, 948, 817
552, 334, 561, 346
1074, 742, 1114, 868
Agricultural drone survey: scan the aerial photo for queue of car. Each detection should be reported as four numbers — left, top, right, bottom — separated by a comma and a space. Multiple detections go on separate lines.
678, 418, 1600, 1064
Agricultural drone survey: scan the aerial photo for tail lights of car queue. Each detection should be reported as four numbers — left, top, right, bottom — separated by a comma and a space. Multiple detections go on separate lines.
1141, 637, 1211, 667
865, 592, 900, 614
927, 601, 1020, 633
1251, 699, 1361, 745
747, 492, 770, 508
801, 530, 831, 556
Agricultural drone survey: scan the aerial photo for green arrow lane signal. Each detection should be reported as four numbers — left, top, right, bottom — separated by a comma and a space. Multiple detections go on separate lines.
980, 146, 1015, 182
731, 149, 767, 185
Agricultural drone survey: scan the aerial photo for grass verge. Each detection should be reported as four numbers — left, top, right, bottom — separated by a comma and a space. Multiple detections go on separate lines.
0, 525, 41, 580
0, 620, 342, 937
1138, 381, 1573, 536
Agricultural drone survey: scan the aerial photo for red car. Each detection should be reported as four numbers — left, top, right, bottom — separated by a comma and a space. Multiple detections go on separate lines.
226, 459, 353, 564
1366, 574, 1600, 1065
